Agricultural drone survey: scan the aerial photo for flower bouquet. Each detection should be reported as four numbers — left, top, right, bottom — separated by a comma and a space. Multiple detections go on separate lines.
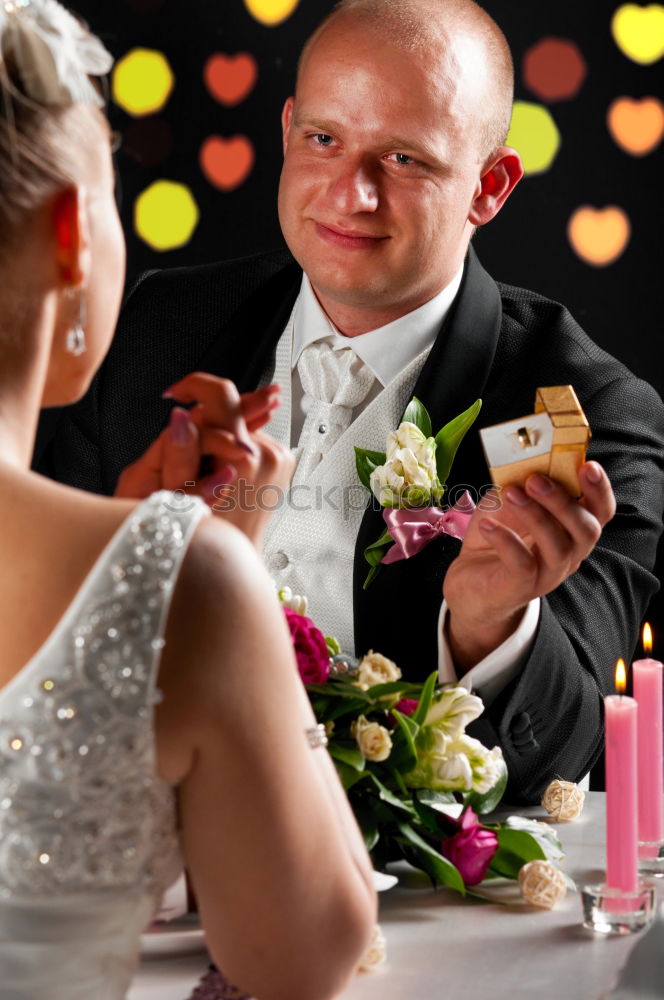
279, 590, 566, 899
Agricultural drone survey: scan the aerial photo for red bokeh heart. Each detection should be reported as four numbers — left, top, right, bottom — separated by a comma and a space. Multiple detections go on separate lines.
204, 53, 257, 107
199, 136, 255, 191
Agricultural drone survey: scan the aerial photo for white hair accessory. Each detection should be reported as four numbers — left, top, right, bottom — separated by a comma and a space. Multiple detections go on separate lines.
0, 0, 112, 107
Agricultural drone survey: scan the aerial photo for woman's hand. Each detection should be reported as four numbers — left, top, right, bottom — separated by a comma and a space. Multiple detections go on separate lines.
115, 374, 293, 544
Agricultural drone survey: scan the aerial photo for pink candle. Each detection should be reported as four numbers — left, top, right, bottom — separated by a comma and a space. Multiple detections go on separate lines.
633, 624, 664, 850
605, 659, 638, 893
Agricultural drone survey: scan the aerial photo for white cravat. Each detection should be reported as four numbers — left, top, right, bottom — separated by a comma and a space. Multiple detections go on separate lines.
288, 272, 465, 446
294, 342, 375, 482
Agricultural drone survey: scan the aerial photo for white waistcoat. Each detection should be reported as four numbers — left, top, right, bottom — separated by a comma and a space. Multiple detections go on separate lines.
262, 308, 429, 653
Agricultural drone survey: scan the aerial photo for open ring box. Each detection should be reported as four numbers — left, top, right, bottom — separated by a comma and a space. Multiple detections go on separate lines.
479, 386, 591, 498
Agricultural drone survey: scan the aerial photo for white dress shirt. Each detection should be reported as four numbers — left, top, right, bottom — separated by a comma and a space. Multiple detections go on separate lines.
265, 272, 539, 705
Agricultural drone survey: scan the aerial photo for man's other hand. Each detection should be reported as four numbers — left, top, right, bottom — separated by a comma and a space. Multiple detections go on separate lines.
443, 462, 616, 673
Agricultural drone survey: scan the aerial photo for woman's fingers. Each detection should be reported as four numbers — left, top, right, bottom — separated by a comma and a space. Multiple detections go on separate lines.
161, 407, 201, 491
163, 373, 254, 451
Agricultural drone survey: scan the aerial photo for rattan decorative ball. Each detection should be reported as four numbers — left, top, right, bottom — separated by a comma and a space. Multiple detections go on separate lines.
518, 860, 567, 909
356, 924, 386, 972
541, 779, 585, 821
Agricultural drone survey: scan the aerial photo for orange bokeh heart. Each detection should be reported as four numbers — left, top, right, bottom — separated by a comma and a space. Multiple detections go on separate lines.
567, 206, 631, 267
200, 136, 255, 191
204, 53, 257, 107
607, 96, 664, 155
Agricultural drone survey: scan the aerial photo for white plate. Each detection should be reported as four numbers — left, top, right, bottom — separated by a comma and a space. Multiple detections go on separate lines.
140, 913, 207, 958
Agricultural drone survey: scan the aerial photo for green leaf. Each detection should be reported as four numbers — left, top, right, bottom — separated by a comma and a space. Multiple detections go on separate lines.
411, 791, 445, 835
329, 742, 365, 771
411, 671, 439, 726
367, 772, 416, 815
363, 564, 382, 590
463, 766, 508, 815
395, 822, 466, 894
353, 802, 380, 852
362, 680, 418, 699
325, 635, 341, 656
489, 827, 546, 880
502, 816, 565, 864
328, 698, 373, 722
363, 528, 393, 569
333, 760, 369, 791
402, 397, 432, 438
389, 710, 419, 772
355, 447, 387, 491
414, 788, 457, 808
434, 398, 482, 485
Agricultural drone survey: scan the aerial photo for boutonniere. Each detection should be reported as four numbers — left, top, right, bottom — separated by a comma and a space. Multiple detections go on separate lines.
354, 397, 482, 588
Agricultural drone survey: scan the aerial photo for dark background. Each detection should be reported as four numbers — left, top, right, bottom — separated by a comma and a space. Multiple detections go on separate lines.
67, 0, 662, 641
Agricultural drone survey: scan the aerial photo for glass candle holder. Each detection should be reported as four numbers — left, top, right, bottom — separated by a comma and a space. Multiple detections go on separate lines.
581, 882, 655, 935
638, 839, 664, 878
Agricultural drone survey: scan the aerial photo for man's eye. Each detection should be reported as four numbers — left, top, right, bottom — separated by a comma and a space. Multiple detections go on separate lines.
393, 152, 414, 165
314, 134, 334, 146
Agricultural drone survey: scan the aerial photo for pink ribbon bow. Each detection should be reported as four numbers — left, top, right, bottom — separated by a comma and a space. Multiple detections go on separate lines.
381, 492, 475, 564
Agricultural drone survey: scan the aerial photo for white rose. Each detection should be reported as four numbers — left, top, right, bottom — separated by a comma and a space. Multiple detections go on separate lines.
356, 650, 402, 689
351, 715, 393, 762
386, 422, 435, 467
424, 687, 484, 739
370, 421, 442, 507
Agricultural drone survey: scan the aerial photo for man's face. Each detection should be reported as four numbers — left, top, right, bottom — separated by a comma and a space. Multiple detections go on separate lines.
278, 21, 491, 329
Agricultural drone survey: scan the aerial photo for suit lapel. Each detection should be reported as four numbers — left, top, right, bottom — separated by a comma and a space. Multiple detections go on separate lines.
409, 246, 503, 435
193, 258, 302, 393
353, 248, 504, 673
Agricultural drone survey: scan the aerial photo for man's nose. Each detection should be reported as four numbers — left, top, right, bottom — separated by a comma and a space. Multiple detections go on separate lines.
328, 160, 379, 215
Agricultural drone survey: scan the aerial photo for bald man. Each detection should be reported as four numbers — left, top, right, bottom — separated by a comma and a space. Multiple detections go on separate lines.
37, 0, 664, 803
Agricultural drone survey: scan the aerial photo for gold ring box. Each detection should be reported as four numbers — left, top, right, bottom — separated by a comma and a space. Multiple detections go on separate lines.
479, 386, 591, 498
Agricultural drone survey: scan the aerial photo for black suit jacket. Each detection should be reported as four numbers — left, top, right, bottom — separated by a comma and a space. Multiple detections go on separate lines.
35, 247, 664, 803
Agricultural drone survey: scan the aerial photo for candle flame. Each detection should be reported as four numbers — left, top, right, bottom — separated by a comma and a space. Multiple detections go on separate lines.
615, 658, 627, 694
643, 622, 653, 655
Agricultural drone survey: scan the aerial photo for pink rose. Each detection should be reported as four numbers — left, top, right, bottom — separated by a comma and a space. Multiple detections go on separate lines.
440, 807, 498, 886
283, 608, 330, 685
395, 699, 419, 716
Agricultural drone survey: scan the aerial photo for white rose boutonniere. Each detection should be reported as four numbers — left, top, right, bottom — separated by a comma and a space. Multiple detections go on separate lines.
370, 422, 443, 508
355, 396, 481, 587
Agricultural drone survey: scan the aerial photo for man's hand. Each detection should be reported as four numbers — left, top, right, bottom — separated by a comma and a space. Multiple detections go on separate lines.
443, 462, 616, 673
115, 374, 293, 544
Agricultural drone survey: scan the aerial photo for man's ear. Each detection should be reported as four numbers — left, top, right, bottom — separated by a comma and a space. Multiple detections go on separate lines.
468, 148, 524, 227
281, 96, 295, 157
51, 185, 91, 287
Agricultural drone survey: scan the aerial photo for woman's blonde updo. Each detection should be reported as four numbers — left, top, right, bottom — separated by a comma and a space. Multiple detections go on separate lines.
0, 2, 112, 259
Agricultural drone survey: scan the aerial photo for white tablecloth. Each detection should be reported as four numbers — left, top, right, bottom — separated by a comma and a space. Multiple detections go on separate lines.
129, 793, 663, 1000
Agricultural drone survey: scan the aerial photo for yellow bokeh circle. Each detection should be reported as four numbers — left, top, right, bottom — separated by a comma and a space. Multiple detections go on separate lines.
506, 102, 561, 176
113, 49, 174, 117
244, 0, 300, 27
134, 181, 199, 252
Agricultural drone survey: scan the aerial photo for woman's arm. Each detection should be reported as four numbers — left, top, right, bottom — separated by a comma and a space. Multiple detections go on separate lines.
156, 515, 377, 1000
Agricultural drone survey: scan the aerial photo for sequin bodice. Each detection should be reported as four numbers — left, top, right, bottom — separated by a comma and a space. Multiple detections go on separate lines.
0, 491, 209, 998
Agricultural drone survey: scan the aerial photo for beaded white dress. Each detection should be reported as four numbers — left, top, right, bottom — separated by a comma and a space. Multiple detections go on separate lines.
0, 490, 209, 999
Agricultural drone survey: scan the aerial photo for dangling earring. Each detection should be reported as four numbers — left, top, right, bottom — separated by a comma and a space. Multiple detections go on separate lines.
65, 286, 87, 357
